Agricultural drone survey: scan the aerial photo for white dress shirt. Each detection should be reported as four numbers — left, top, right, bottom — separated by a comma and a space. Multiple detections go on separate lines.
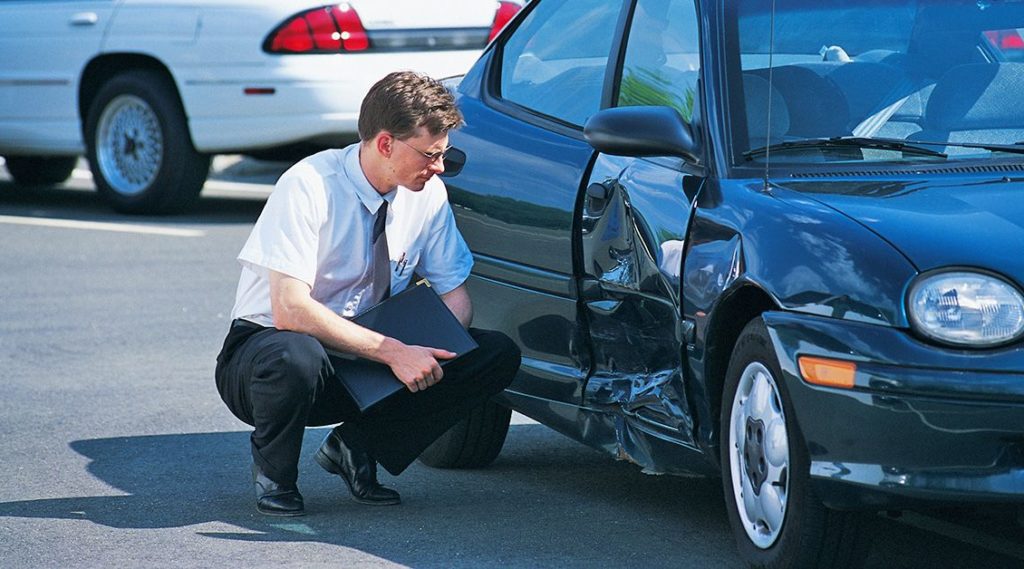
231, 143, 473, 327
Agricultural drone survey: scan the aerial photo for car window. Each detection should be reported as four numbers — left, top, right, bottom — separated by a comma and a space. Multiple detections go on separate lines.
729, 0, 1024, 166
618, 0, 700, 124
499, 0, 623, 127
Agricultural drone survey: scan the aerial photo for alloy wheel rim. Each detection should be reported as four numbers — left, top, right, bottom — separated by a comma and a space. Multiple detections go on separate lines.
96, 94, 163, 195
728, 361, 790, 549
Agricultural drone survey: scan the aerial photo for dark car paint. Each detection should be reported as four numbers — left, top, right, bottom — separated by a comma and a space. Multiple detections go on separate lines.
764, 311, 1024, 506
782, 177, 1024, 280
445, 0, 1024, 507
446, 45, 593, 406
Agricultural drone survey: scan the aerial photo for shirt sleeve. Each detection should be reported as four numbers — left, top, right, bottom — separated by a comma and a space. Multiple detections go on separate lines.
415, 198, 473, 295
237, 170, 325, 286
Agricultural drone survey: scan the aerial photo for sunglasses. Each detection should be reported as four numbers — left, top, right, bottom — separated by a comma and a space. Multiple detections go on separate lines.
395, 138, 452, 163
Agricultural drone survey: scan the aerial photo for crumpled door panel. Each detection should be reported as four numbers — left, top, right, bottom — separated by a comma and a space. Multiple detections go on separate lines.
577, 155, 701, 469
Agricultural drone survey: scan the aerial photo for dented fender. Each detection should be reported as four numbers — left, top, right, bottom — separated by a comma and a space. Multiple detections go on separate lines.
682, 179, 919, 454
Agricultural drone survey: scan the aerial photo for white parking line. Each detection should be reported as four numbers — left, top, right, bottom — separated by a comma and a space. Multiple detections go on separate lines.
0, 214, 205, 237
895, 511, 1024, 561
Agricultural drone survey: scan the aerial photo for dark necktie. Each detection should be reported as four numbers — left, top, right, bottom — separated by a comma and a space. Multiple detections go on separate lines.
371, 200, 390, 303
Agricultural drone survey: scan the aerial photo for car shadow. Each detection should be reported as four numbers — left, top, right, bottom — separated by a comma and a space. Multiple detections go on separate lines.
0, 423, 1015, 564
0, 425, 743, 567
0, 424, 1019, 568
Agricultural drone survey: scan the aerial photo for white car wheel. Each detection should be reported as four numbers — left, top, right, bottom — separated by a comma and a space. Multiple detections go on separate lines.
728, 360, 790, 549
95, 94, 163, 196
721, 317, 867, 569
85, 70, 209, 214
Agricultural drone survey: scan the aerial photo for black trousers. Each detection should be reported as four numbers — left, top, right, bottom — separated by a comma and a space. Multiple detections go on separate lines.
215, 320, 520, 486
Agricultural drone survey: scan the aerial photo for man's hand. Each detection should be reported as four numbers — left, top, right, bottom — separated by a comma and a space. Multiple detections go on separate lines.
267, 270, 460, 393
384, 341, 456, 392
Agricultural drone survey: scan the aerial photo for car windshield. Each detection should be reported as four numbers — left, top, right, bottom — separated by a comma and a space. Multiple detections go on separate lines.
727, 0, 1024, 166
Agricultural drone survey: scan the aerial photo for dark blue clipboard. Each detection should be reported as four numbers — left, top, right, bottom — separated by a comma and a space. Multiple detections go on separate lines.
331, 283, 477, 411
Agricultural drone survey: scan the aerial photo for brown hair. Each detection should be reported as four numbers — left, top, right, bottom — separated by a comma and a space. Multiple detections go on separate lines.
358, 71, 463, 141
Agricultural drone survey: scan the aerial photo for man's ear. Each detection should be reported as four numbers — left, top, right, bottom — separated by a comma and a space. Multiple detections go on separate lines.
374, 132, 393, 158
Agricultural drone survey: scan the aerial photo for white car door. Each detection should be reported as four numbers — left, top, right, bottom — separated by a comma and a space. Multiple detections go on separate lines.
0, 0, 121, 154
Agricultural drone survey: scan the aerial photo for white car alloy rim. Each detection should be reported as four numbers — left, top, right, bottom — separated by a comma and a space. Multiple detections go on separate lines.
729, 361, 790, 549
96, 94, 163, 195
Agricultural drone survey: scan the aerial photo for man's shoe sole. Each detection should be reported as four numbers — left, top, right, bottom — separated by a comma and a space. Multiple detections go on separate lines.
255, 503, 305, 517
314, 449, 401, 506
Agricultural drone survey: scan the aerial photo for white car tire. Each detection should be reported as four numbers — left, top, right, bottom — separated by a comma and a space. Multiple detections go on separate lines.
85, 70, 210, 214
3, 156, 77, 186
720, 317, 868, 569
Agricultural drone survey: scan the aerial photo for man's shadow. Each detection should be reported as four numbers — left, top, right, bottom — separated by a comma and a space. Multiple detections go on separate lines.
0, 425, 736, 567
1, 426, 1019, 568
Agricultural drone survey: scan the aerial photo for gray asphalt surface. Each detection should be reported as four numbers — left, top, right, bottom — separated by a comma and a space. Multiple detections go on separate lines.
0, 159, 1022, 568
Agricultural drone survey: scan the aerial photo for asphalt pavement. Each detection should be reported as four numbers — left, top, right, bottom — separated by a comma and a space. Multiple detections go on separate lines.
0, 158, 1022, 568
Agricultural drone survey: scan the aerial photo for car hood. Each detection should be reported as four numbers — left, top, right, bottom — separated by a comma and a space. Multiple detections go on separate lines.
779, 177, 1024, 285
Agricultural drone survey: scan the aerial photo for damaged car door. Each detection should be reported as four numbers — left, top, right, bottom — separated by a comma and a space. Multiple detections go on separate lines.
578, 154, 702, 453
574, 0, 706, 468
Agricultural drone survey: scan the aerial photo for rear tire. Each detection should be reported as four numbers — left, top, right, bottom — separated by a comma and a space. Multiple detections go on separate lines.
3, 156, 77, 186
721, 317, 867, 569
418, 400, 512, 468
84, 70, 210, 214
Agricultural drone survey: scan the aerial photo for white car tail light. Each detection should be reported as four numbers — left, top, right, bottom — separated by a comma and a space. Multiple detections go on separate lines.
488, 1, 521, 42
264, 3, 368, 54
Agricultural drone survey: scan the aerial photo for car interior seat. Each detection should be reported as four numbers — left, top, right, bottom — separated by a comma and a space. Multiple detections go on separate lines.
911, 62, 1024, 154
748, 64, 848, 138
742, 73, 790, 149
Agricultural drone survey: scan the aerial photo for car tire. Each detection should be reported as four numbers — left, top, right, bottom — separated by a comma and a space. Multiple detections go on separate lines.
3, 156, 77, 186
418, 399, 512, 468
720, 317, 867, 569
84, 70, 210, 214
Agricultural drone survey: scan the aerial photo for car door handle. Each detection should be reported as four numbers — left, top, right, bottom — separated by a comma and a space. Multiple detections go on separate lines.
585, 181, 613, 215
70, 12, 99, 26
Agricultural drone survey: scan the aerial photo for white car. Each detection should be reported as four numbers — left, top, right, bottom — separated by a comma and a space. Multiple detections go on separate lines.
0, 0, 522, 213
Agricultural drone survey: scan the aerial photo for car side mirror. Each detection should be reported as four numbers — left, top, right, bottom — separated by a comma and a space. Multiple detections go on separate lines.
583, 106, 699, 164
439, 147, 466, 177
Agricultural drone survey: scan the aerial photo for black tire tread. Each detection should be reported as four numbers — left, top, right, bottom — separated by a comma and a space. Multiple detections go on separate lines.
4, 156, 77, 186
721, 317, 868, 569
418, 400, 512, 469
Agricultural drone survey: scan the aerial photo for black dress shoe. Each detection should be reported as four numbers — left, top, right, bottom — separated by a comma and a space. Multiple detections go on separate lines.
252, 464, 305, 516
314, 428, 401, 506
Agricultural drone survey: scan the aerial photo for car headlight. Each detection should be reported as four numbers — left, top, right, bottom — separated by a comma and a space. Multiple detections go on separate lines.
907, 270, 1024, 347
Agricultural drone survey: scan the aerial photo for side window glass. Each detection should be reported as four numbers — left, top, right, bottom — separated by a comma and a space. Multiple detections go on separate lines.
618, 0, 700, 123
499, 0, 623, 127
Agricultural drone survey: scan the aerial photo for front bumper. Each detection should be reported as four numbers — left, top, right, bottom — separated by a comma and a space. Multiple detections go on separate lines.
763, 311, 1024, 509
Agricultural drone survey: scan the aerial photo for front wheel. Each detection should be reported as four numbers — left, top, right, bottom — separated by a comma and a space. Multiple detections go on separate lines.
85, 70, 210, 214
721, 317, 867, 569
3, 155, 77, 186
418, 399, 512, 469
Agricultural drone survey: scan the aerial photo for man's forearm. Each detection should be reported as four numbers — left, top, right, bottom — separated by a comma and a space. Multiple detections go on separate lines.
441, 284, 473, 328
272, 283, 455, 389
271, 284, 401, 364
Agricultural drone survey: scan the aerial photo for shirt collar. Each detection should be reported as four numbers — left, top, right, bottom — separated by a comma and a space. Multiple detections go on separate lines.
343, 143, 395, 215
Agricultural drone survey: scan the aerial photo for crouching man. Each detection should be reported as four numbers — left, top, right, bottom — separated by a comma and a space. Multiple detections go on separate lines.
215, 71, 521, 516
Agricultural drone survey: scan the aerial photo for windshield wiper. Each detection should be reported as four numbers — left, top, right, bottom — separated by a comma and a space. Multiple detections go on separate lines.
911, 140, 1024, 156
743, 136, 948, 160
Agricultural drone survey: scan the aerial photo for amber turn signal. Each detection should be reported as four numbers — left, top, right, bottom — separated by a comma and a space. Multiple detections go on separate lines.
798, 356, 857, 389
